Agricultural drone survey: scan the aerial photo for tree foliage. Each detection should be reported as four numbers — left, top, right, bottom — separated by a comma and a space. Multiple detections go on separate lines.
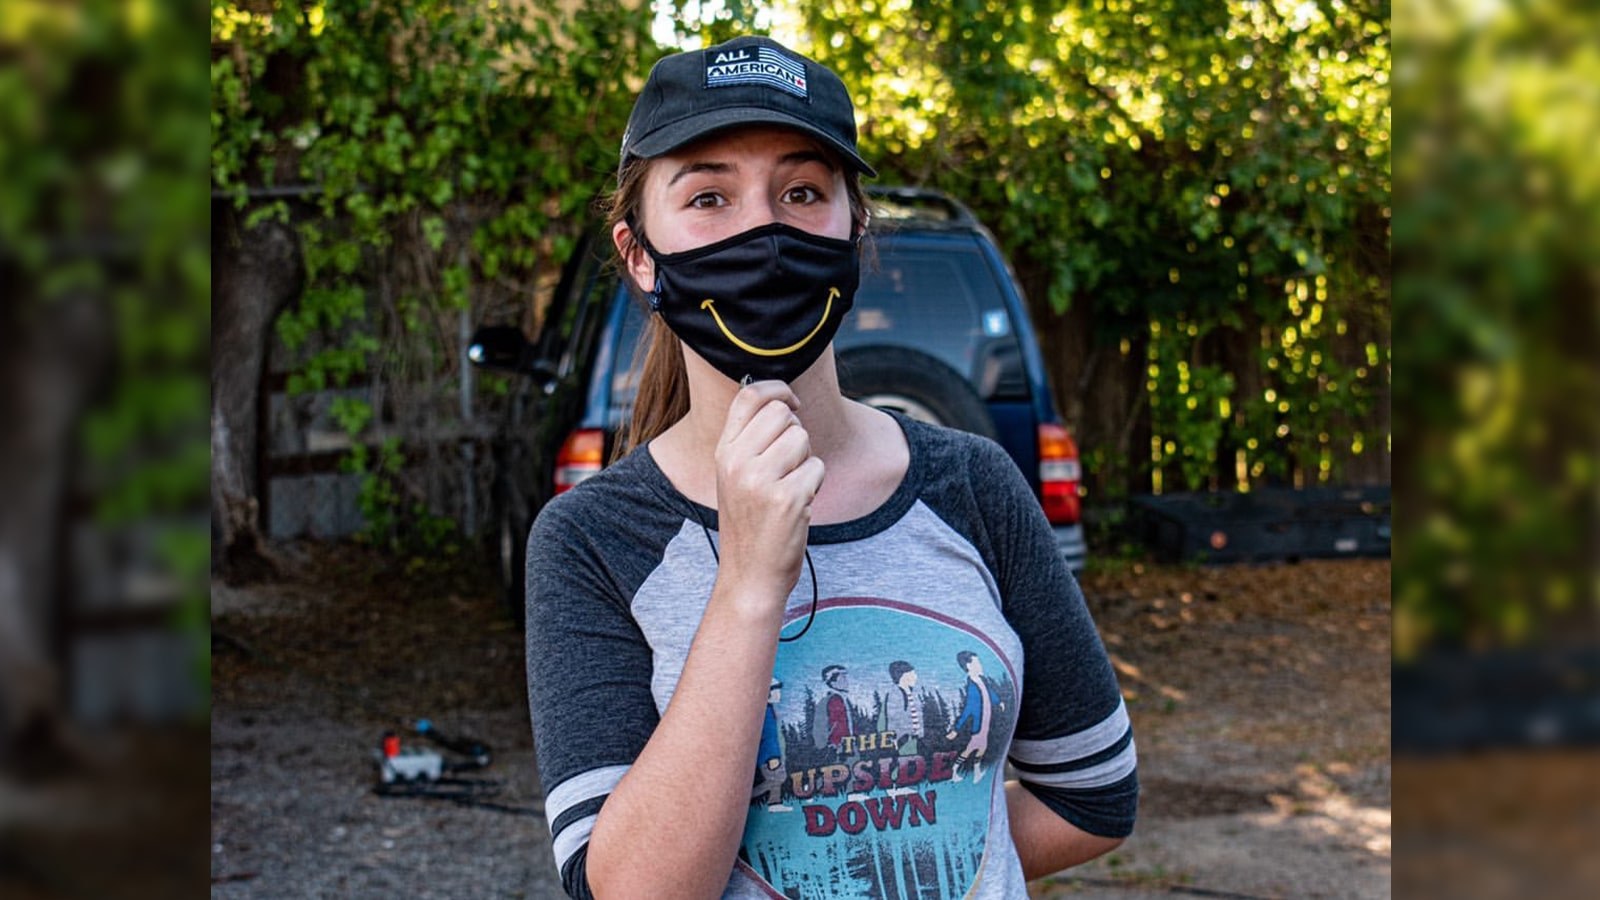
4, 0, 211, 686
1392, 0, 1600, 655
214, 1, 1393, 555
783, 0, 1390, 497
211, 0, 659, 548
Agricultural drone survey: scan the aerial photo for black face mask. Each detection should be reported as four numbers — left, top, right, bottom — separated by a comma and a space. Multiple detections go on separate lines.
642, 222, 859, 384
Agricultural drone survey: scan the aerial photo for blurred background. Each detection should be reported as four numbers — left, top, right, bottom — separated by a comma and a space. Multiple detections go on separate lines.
2, 0, 210, 897
1390, 2, 1599, 897
0, 0, 1592, 897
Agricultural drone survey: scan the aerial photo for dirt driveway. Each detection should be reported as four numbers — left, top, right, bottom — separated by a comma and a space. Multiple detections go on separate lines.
210, 548, 1389, 898
1039, 560, 1391, 899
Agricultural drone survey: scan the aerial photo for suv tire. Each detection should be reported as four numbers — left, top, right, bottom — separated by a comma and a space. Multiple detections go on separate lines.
837, 346, 999, 441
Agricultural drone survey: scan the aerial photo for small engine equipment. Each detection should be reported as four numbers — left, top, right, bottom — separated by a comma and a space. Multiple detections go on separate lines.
373, 729, 445, 783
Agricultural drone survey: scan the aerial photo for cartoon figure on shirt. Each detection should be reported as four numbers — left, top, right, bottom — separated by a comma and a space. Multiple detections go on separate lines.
945, 650, 1007, 784
812, 664, 855, 754
753, 677, 791, 812
883, 660, 924, 756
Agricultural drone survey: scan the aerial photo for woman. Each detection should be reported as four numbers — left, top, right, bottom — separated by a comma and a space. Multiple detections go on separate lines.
526, 35, 1137, 899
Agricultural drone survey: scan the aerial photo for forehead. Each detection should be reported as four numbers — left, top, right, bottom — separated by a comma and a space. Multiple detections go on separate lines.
651, 124, 840, 171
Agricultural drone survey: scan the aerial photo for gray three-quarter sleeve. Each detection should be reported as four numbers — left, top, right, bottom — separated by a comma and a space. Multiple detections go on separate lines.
919, 428, 1138, 838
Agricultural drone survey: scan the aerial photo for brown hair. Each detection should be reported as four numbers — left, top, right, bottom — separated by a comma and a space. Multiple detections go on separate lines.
601, 150, 870, 460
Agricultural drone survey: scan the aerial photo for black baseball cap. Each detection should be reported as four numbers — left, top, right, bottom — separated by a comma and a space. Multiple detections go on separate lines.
620, 35, 876, 178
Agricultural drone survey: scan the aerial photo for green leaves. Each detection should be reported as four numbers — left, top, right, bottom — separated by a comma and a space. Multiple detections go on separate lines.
1390, 0, 1600, 654
213, 0, 659, 549
212, 1, 1393, 565
795, 0, 1389, 496
329, 396, 374, 434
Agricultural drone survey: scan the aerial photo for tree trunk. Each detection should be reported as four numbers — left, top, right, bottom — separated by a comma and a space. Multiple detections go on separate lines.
211, 204, 302, 580
0, 290, 111, 766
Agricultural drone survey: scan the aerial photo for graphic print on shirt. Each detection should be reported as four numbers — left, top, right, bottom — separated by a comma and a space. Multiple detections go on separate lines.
737, 597, 1019, 900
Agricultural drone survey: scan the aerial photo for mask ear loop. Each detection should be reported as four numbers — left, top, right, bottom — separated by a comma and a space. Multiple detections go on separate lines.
782, 551, 820, 642
691, 507, 819, 643
625, 215, 662, 312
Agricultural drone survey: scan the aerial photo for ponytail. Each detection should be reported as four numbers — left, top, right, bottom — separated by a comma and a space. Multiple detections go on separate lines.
603, 156, 687, 460
618, 317, 689, 460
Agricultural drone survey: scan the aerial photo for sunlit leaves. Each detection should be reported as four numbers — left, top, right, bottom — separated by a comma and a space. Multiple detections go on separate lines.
792, 0, 1388, 498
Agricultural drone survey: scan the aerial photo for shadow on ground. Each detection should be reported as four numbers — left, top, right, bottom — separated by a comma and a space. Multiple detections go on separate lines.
1034, 559, 1391, 899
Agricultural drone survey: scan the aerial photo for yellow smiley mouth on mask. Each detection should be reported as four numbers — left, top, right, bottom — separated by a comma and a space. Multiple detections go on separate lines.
699, 287, 840, 357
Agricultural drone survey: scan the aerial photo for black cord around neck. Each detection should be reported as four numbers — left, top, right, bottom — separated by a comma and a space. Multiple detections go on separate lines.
691, 508, 819, 643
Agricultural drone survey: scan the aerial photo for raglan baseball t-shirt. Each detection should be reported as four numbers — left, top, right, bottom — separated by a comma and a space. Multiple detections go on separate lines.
526, 414, 1137, 899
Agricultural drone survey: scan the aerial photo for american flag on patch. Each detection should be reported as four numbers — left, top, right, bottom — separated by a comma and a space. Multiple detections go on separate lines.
704, 45, 809, 99
757, 47, 807, 91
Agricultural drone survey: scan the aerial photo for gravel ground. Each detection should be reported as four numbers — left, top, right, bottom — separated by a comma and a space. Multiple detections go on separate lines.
211, 548, 560, 898
210, 547, 1391, 899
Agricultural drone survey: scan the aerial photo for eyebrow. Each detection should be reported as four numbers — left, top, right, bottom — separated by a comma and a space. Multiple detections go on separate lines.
665, 148, 839, 188
667, 160, 733, 187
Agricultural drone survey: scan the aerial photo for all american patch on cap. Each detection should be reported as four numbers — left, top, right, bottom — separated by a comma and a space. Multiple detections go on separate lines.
703, 44, 809, 100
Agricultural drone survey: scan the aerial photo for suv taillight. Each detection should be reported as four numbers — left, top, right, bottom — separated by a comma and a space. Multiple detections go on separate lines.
1037, 423, 1082, 525
554, 428, 604, 494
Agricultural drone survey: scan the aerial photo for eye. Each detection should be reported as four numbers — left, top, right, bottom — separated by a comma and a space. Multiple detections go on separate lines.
782, 185, 823, 205
687, 191, 726, 209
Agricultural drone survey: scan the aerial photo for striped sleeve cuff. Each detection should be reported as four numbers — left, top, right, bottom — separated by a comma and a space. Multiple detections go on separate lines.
545, 764, 629, 875
1008, 698, 1138, 789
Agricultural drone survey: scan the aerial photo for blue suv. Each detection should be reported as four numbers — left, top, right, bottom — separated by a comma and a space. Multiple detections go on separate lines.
471, 187, 1085, 619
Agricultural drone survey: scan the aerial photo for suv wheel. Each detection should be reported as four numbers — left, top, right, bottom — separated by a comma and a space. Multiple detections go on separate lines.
837, 346, 999, 440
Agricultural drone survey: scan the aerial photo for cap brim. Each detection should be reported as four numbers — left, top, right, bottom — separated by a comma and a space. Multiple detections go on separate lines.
627, 107, 877, 178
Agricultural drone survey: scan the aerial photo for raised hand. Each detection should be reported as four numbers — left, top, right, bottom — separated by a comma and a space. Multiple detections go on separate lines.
712, 380, 826, 616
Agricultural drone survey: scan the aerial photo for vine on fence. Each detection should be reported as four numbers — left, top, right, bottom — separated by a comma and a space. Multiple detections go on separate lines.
211, 0, 657, 550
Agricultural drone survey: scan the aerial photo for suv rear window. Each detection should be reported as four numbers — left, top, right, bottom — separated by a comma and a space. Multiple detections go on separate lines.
839, 235, 1028, 400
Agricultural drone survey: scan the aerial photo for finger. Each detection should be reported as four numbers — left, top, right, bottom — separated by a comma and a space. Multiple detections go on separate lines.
779, 454, 826, 501
731, 418, 807, 490
743, 379, 801, 410
730, 401, 802, 458
721, 381, 799, 444
756, 419, 812, 473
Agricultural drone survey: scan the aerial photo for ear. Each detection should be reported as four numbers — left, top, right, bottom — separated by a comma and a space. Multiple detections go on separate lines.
612, 219, 656, 296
